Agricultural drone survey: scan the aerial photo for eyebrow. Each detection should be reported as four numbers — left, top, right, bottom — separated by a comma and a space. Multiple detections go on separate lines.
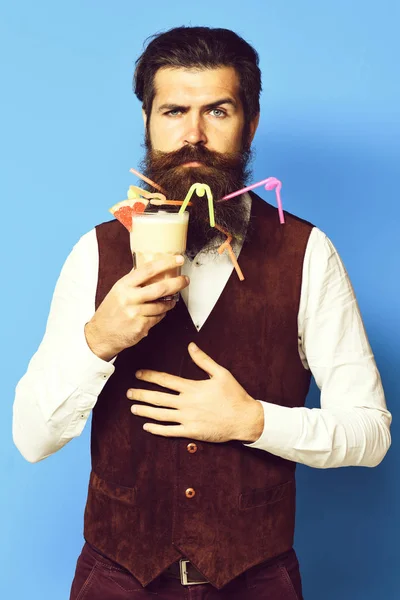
157, 98, 237, 113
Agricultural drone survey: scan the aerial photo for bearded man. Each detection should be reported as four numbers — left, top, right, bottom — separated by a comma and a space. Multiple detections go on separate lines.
13, 26, 391, 600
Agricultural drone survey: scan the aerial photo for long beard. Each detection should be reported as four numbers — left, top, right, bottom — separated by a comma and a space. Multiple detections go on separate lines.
140, 143, 253, 256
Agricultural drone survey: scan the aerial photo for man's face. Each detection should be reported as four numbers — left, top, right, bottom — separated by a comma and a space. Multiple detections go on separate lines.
146, 66, 251, 156
141, 66, 259, 255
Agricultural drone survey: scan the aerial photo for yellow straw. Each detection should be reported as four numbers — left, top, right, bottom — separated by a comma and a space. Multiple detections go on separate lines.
179, 183, 200, 213
205, 186, 215, 227
177, 183, 243, 279
179, 183, 215, 227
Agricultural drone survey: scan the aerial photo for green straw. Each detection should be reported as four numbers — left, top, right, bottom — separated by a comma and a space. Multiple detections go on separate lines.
178, 183, 215, 227
205, 185, 215, 227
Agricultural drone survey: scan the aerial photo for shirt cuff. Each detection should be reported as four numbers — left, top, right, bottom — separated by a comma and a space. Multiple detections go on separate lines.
243, 400, 303, 455
63, 328, 116, 396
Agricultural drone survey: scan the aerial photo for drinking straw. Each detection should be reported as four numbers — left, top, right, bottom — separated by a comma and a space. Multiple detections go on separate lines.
217, 177, 285, 224
149, 199, 193, 206
179, 183, 215, 227
226, 245, 245, 281
204, 185, 215, 227
217, 238, 232, 254
215, 224, 233, 253
129, 167, 167, 194
214, 224, 244, 281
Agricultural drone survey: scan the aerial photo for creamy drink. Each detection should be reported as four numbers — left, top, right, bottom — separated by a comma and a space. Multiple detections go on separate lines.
130, 211, 189, 300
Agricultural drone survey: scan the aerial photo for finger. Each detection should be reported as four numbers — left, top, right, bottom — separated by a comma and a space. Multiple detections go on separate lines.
142, 423, 186, 438
139, 300, 176, 317
129, 255, 185, 287
131, 405, 181, 423
188, 343, 222, 378
126, 388, 180, 408
136, 275, 188, 304
135, 369, 193, 393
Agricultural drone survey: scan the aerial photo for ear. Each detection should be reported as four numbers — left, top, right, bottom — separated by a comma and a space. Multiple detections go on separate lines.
142, 108, 148, 128
248, 113, 260, 145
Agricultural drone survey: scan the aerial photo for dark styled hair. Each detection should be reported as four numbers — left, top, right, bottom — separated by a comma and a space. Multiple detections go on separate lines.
134, 26, 262, 123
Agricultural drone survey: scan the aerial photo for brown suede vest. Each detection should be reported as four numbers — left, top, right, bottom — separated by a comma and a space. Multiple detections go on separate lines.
83, 192, 313, 589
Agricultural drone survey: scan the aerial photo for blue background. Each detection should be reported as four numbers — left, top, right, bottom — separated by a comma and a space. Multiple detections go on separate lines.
1, 1, 399, 598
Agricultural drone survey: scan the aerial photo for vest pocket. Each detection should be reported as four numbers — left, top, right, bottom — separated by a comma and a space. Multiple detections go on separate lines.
239, 480, 293, 510
89, 471, 136, 505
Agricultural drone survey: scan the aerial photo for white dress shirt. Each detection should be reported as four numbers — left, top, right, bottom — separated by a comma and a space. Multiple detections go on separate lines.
12, 195, 391, 468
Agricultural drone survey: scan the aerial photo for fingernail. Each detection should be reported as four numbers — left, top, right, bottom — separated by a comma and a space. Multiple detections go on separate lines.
185, 276, 190, 284
136, 370, 143, 378
176, 255, 184, 264
127, 390, 133, 399
190, 342, 198, 351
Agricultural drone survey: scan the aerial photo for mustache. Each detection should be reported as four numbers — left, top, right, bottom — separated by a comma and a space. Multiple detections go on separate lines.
146, 145, 248, 173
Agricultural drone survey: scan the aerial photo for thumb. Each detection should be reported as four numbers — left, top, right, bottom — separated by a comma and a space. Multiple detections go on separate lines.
188, 343, 221, 378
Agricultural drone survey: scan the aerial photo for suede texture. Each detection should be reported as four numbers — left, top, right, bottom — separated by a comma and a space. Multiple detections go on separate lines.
83, 193, 313, 589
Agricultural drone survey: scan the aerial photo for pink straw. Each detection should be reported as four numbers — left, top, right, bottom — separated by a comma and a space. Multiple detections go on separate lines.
217, 177, 285, 224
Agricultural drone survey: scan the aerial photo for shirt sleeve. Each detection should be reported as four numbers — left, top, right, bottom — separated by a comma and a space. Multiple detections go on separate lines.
12, 229, 116, 463
244, 228, 392, 468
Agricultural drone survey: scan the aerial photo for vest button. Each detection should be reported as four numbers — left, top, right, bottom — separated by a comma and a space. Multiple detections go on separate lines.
187, 443, 198, 454
185, 488, 196, 499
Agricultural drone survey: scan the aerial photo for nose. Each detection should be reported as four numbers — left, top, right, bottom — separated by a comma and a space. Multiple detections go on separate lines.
183, 114, 207, 146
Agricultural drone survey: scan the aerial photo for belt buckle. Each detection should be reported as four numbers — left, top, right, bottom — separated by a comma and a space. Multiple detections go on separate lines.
179, 559, 206, 586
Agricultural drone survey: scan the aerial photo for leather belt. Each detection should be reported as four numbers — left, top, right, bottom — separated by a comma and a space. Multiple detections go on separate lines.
163, 549, 294, 586
164, 559, 209, 586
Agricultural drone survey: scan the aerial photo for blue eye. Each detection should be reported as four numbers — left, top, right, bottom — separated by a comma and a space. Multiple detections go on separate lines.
210, 109, 226, 118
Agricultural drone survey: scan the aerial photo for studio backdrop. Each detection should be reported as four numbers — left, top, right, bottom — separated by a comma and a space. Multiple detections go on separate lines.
1, 1, 399, 598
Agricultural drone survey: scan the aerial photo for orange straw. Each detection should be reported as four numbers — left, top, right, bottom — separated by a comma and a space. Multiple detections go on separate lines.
129, 167, 167, 194
149, 199, 193, 206
215, 224, 233, 253
129, 169, 192, 206
214, 224, 245, 281
226, 245, 245, 281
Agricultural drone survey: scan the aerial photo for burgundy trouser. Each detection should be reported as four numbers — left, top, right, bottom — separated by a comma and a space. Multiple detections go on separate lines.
69, 542, 303, 600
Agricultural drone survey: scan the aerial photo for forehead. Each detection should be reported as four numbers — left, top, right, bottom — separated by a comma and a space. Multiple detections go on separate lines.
152, 66, 241, 105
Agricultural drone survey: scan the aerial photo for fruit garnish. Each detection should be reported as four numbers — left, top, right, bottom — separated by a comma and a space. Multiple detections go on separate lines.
128, 186, 167, 204
109, 184, 192, 233
109, 198, 148, 232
